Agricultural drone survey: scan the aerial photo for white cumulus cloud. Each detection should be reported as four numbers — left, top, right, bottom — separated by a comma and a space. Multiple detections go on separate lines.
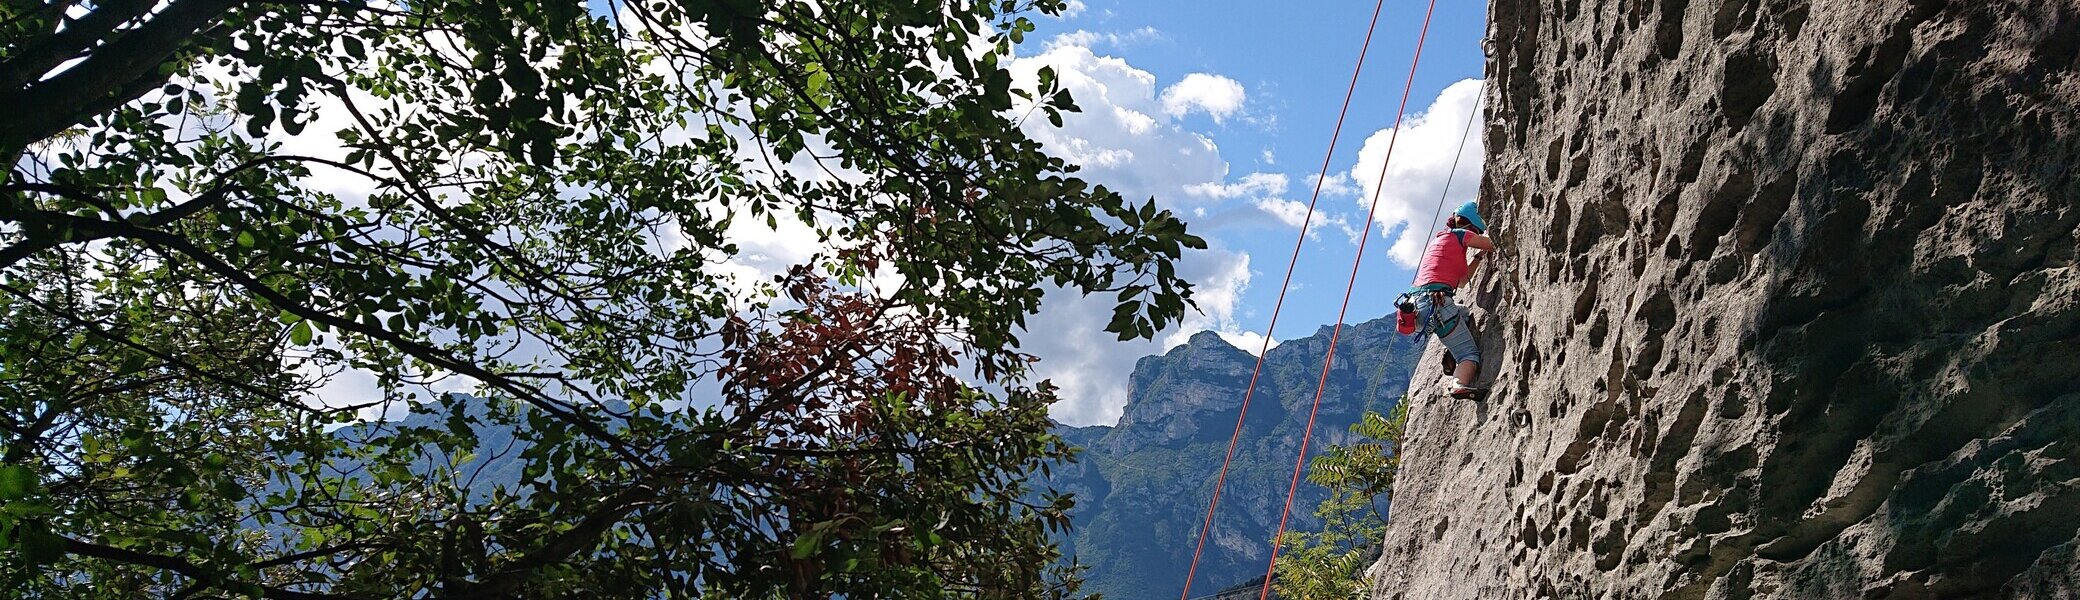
1306, 172, 1358, 197
1184, 172, 1287, 199
1343, 78, 1485, 266
1043, 27, 1163, 51
1251, 198, 1314, 229
1007, 40, 1267, 426
1159, 73, 1247, 123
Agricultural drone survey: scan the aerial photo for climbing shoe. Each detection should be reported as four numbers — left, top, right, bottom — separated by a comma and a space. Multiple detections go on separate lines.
1448, 384, 1485, 400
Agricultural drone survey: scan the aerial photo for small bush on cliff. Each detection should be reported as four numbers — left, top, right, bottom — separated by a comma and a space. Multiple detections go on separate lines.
1273, 403, 1407, 599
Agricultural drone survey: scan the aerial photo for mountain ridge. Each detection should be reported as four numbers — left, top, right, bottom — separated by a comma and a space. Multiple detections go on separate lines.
1053, 315, 1425, 599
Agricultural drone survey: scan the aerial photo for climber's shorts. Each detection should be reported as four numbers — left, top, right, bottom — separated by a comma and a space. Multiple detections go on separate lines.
1413, 291, 1481, 365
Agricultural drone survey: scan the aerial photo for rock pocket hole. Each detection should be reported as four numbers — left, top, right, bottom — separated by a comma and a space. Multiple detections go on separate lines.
1731, 173, 1798, 253
1711, 0, 1761, 39
1655, 0, 1687, 59
1651, 191, 1682, 244
1573, 279, 1601, 325
1547, 197, 1575, 254
1690, 165, 1754, 260
1545, 137, 1566, 181
1719, 46, 1779, 133
1822, 3, 1936, 134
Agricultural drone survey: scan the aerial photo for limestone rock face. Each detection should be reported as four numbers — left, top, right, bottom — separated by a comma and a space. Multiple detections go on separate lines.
1370, 0, 2079, 598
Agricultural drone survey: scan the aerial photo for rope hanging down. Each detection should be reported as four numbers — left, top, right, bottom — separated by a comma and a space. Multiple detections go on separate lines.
1257, 0, 1441, 597
1423, 93, 1484, 245
1174, 1, 1393, 598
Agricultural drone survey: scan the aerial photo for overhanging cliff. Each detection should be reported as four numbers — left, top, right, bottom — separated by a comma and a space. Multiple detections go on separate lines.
1371, 0, 2079, 597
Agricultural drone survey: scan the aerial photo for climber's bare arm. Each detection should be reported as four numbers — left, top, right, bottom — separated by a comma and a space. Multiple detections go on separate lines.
1465, 232, 1495, 251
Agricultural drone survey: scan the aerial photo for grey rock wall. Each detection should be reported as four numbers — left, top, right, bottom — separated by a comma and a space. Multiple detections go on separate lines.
1371, 0, 2079, 597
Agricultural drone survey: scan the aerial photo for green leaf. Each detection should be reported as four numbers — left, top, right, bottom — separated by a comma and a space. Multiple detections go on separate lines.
474, 77, 503, 106
0, 466, 35, 501
806, 66, 830, 96
790, 527, 826, 559
19, 524, 64, 565
217, 478, 248, 502
289, 320, 313, 345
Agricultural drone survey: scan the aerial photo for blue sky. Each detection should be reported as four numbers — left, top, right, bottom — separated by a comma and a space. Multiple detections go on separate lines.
1014, 0, 1494, 424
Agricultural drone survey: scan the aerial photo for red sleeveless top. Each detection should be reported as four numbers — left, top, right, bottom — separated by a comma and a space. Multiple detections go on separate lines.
1413, 229, 1472, 289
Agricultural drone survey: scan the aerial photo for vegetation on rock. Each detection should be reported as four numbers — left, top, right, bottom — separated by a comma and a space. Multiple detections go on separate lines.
1271, 405, 1405, 600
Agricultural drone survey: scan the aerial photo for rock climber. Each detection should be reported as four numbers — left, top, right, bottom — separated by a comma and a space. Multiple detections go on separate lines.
1396, 201, 1494, 399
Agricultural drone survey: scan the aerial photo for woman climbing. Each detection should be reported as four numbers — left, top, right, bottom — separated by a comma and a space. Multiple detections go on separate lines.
1397, 201, 1494, 399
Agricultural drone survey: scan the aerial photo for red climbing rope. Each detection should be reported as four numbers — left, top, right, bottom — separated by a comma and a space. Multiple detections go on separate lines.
1174, 2, 1391, 598
1257, 0, 1441, 597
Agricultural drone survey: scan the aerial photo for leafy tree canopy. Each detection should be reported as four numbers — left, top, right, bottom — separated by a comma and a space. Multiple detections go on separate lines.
0, 0, 1203, 597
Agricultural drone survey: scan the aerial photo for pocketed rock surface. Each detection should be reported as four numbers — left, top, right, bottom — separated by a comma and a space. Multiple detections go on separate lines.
1369, 0, 2079, 597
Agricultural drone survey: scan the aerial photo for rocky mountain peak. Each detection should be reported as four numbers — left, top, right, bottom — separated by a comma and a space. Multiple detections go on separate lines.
1049, 317, 1425, 598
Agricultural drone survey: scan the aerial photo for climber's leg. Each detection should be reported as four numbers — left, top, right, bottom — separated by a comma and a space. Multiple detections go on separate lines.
1430, 298, 1483, 396
1454, 359, 1480, 387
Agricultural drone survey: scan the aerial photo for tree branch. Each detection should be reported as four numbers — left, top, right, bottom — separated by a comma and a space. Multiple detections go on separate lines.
253, 541, 389, 569
16, 208, 657, 469
61, 535, 356, 600
462, 483, 655, 595
0, 0, 238, 150
0, 154, 383, 271
0, 281, 328, 417
0, 0, 156, 91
